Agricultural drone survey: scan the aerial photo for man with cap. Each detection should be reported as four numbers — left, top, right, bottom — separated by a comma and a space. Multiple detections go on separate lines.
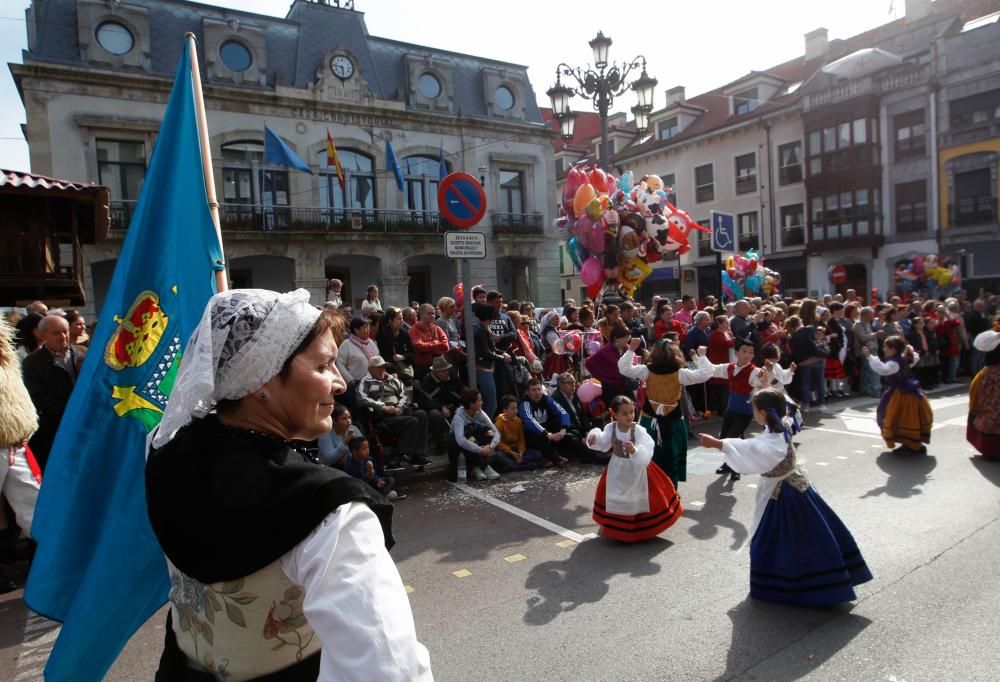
357, 356, 430, 467
415, 355, 466, 452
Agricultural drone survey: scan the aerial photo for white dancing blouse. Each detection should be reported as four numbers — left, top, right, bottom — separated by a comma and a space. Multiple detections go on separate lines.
587, 423, 656, 515
721, 432, 807, 538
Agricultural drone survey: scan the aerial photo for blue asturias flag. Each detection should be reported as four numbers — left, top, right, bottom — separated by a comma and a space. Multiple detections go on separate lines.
386, 139, 405, 191
25, 36, 224, 681
264, 125, 313, 174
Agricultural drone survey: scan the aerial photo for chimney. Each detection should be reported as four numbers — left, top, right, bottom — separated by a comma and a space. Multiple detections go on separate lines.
804, 28, 829, 60
905, 0, 932, 22
665, 86, 685, 107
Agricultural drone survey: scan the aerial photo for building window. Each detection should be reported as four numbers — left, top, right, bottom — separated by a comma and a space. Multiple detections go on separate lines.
778, 141, 802, 185
737, 211, 758, 252
779, 204, 804, 247
495, 86, 515, 111
694, 164, 714, 203
735, 152, 757, 195
894, 110, 925, 159
953, 168, 996, 227
733, 87, 758, 115
97, 139, 146, 201
949, 89, 1000, 128
222, 141, 290, 208
499, 169, 524, 214
806, 118, 878, 176
895, 180, 927, 233
661, 173, 676, 203
316, 148, 376, 212
809, 188, 880, 241
417, 72, 441, 99
658, 116, 678, 140
96, 21, 134, 56
219, 40, 252, 72
401, 155, 446, 213
554, 158, 564, 176
697, 219, 711, 256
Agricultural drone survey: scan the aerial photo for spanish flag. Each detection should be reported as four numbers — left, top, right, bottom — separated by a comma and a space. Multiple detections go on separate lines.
326, 128, 345, 191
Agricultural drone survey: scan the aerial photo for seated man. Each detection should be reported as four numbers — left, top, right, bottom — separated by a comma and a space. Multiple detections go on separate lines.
550, 372, 609, 464
415, 355, 465, 453
518, 378, 570, 467
356, 356, 430, 467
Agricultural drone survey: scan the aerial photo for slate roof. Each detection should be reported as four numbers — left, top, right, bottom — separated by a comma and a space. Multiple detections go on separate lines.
23, 0, 542, 123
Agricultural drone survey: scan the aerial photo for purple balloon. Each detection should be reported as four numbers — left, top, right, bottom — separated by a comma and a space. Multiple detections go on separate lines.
580, 256, 604, 286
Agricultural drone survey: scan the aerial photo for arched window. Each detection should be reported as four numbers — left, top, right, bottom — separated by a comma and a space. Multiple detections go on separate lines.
402, 154, 449, 214
220, 140, 289, 207
316, 148, 376, 213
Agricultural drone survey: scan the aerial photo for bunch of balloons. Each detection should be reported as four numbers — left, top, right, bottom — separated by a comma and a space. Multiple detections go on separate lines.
554, 166, 711, 300
893, 254, 961, 297
720, 249, 782, 301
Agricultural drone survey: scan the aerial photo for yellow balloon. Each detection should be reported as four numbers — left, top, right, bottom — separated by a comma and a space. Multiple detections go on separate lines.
573, 183, 597, 218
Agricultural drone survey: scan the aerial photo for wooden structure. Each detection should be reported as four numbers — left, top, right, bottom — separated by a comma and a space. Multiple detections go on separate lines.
0, 169, 109, 306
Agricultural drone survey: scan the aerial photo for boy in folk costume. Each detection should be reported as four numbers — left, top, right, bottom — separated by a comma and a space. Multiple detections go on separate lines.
0, 318, 43, 592
968, 322, 1000, 458
750, 344, 802, 435
699, 389, 873, 607
617, 337, 717, 485
587, 396, 683, 542
713, 339, 759, 482
862, 336, 933, 455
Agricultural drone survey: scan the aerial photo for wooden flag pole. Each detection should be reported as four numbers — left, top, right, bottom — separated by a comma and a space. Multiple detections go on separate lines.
185, 33, 228, 292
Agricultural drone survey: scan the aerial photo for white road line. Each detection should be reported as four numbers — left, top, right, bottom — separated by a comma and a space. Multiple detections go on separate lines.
450, 482, 597, 543
807, 426, 884, 440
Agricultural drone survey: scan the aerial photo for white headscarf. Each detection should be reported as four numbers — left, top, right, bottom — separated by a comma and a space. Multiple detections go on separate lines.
153, 289, 320, 448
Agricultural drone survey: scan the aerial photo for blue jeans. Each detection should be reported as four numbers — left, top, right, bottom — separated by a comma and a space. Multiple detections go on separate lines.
942, 355, 959, 383
970, 349, 985, 377
799, 361, 826, 408
492, 449, 542, 472
476, 369, 497, 418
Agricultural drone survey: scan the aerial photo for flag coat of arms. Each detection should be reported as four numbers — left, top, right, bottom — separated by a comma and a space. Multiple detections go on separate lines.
25, 37, 225, 681
327, 129, 346, 191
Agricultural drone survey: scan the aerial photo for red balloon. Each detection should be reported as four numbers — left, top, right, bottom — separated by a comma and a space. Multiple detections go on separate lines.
562, 166, 587, 216
589, 168, 609, 194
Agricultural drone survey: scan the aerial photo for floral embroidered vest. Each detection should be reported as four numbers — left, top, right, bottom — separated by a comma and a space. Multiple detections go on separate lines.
167, 559, 320, 680
645, 371, 681, 416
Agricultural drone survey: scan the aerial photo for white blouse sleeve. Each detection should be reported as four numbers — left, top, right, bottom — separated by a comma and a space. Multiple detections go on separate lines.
866, 355, 899, 376
617, 350, 650, 381
748, 366, 769, 389
720, 434, 788, 475
587, 425, 614, 452
772, 363, 795, 385
280, 502, 433, 682
679, 353, 719, 386
630, 425, 654, 466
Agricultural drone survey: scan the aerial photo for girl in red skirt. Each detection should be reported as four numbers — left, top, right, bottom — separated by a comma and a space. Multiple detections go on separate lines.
824, 304, 848, 397
587, 395, 683, 541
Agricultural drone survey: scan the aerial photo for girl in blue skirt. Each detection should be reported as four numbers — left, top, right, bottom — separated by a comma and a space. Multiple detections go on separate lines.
699, 389, 872, 607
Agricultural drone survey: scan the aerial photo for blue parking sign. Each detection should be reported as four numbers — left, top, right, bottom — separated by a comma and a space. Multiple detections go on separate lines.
711, 211, 735, 252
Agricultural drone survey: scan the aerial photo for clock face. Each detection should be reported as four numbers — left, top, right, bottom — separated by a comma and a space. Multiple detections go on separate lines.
331, 55, 354, 80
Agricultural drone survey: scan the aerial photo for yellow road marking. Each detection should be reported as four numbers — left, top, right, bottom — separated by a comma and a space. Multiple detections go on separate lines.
404, 585, 415, 594
504, 553, 527, 563
452, 569, 473, 578
555, 540, 577, 548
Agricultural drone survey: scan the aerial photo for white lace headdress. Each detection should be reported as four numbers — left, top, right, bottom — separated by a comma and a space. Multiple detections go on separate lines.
153, 289, 320, 448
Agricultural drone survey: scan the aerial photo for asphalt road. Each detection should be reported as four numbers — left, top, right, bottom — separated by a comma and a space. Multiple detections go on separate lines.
2, 386, 998, 681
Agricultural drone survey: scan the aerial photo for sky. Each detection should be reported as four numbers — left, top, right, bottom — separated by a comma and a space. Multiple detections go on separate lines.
0, 0, 906, 173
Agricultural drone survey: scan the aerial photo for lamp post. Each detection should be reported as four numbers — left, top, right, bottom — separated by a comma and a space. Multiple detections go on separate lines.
546, 31, 657, 170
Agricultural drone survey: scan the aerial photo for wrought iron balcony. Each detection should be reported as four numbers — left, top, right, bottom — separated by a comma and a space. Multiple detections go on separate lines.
491, 212, 545, 235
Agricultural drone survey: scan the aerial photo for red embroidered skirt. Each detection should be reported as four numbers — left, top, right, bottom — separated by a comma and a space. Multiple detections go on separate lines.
592, 461, 683, 542
824, 357, 847, 380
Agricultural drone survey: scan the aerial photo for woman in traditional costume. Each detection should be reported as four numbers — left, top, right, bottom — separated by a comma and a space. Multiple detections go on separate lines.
700, 389, 872, 607
617, 337, 717, 485
863, 335, 933, 454
146, 289, 431, 680
968, 322, 1000, 459
587, 395, 683, 542
540, 310, 572, 381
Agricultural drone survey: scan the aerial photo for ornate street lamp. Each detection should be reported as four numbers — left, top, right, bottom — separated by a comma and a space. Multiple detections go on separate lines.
547, 32, 657, 169
558, 112, 577, 140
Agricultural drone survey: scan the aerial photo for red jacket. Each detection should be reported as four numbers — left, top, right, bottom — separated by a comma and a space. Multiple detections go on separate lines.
408, 322, 449, 368
935, 316, 961, 357
707, 329, 734, 385
653, 319, 688, 343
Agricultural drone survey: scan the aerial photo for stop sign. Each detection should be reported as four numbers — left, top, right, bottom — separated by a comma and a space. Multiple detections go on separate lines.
829, 265, 848, 285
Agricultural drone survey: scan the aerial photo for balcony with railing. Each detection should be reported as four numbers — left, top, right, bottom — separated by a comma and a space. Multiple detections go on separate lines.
110, 201, 546, 237
802, 64, 929, 110
808, 214, 884, 249
949, 196, 997, 228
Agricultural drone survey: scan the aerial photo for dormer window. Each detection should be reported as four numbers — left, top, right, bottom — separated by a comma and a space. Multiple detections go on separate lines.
418, 72, 441, 99
658, 116, 678, 140
495, 85, 515, 111
96, 21, 134, 56
733, 87, 758, 115
220, 40, 252, 72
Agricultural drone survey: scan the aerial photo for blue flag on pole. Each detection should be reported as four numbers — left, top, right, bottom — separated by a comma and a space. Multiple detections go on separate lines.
264, 125, 313, 174
25, 37, 224, 681
438, 145, 448, 180
386, 140, 405, 191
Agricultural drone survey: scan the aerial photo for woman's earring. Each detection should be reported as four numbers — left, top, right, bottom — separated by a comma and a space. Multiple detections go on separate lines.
257, 393, 267, 401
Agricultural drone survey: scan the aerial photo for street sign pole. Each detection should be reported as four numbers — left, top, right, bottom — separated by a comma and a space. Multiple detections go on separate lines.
461, 258, 477, 391
711, 210, 736, 307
